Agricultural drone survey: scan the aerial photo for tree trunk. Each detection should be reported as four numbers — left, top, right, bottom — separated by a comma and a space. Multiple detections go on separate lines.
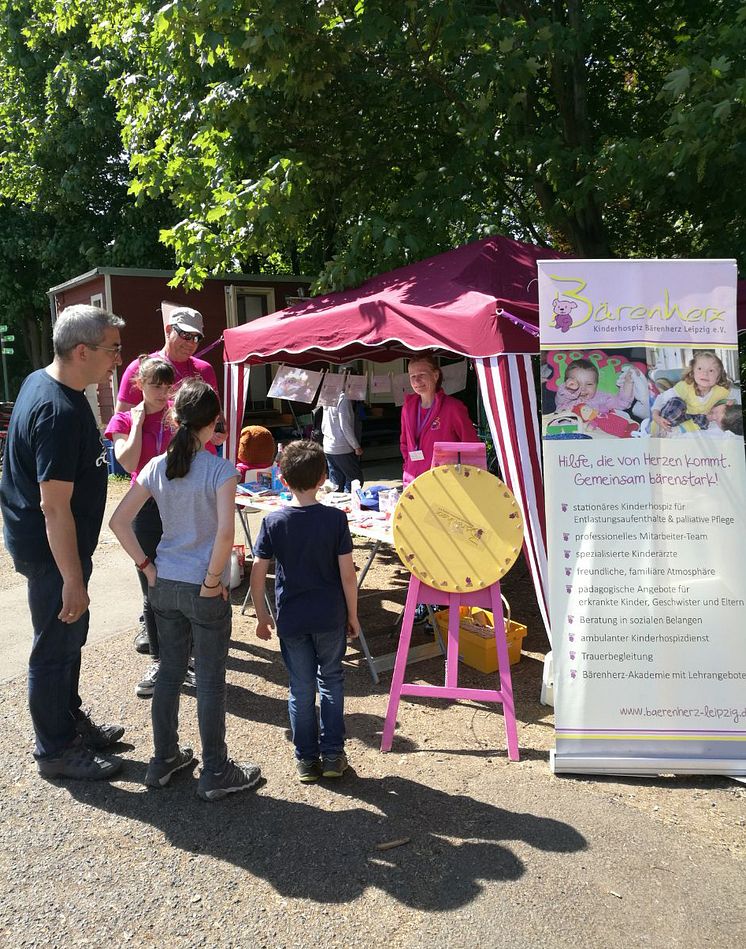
23, 309, 51, 370
536, 0, 612, 257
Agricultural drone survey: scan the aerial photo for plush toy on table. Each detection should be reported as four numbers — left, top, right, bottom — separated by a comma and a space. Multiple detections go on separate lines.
236, 425, 276, 481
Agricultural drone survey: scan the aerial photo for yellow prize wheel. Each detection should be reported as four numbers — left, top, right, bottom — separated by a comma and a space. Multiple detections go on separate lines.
392, 466, 524, 592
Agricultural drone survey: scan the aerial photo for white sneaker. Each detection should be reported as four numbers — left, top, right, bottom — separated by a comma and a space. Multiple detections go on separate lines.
136, 661, 160, 697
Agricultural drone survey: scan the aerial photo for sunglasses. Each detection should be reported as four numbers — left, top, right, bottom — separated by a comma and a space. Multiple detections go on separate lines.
173, 327, 203, 343
85, 343, 123, 356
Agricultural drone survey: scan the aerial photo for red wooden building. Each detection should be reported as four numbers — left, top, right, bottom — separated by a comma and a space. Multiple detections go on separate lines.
48, 267, 311, 426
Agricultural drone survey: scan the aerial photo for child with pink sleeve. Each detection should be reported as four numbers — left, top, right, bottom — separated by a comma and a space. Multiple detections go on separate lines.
555, 359, 634, 415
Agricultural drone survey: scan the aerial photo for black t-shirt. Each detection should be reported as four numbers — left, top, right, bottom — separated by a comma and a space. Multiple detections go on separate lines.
1, 369, 108, 564
254, 503, 353, 637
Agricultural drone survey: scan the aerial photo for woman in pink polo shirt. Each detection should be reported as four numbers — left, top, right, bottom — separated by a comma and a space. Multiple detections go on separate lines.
399, 354, 477, 485
105, 356, 185, 698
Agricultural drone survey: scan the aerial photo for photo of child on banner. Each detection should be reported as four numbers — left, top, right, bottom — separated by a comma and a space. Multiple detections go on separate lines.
541, 349, 649, 439
647, 347, 743, 439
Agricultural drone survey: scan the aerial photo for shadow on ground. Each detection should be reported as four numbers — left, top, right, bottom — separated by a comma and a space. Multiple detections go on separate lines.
66, 771, 586, 909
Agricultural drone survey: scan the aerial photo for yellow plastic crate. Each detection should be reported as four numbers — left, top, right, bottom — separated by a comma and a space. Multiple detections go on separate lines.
434, 607, 527, 674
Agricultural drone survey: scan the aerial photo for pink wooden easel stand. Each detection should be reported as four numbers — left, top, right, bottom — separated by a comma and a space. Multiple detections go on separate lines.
380, 576, 519, 760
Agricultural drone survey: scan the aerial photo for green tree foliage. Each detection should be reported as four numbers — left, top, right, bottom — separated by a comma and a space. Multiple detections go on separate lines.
2, 0, 744, 330
58, 0, 739, 292
655, 1, 746, 261
0, 0, 174, 382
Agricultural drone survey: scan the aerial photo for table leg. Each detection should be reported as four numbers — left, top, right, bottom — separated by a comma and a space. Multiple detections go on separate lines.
236, 506, 274, 620
354, 540, 382, 683
357, 540, 380, 589
353, 625, 379, 686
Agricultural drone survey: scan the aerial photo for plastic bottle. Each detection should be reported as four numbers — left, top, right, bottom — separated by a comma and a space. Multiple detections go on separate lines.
271, 442, 284, 491
229, 550, 241, 590
351, 478, 362, 513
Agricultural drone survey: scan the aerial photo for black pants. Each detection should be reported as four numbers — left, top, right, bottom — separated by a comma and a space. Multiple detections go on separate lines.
16, 556, 93, 757
133, 498, 163, 658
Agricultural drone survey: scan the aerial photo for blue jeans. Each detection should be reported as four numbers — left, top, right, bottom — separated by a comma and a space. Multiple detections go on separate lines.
15, 557, 92, 758
325, 452, 363, 492
279, 627, 346, 760
149, 578, 231, 773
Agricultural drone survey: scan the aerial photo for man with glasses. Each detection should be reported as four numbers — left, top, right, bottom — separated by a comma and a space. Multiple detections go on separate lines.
1, 305, 127, 780
115, 307, 218, 413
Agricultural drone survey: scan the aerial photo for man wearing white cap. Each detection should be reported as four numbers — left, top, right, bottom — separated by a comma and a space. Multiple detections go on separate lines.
115, 307, 218, 412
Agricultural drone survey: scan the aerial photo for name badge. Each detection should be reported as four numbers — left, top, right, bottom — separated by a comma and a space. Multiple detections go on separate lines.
409, 450, 425, 462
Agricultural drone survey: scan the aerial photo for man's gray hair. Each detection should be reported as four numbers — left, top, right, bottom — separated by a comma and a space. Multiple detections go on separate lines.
53, 305, 125, 359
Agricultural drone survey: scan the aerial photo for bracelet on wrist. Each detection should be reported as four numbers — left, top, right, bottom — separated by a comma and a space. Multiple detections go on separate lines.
202, 579, 221, 589
206, 569, 221, 578
136, 556, 151, 571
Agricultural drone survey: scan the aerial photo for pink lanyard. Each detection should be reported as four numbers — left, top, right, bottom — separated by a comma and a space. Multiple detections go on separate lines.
151, 408, 167, 454
415, 403, 436, 449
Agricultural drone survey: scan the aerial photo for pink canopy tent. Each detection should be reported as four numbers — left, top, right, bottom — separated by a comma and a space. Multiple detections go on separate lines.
223, 235, 566, 636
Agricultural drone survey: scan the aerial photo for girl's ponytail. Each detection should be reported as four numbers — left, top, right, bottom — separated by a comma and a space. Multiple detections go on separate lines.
165, 378, 221, 480
166, 420, 200, 480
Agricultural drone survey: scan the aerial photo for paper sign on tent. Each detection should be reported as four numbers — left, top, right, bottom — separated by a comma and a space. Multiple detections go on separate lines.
441, 360, 468, 394
317, 373, 345, 407
392, 373, 414, 406
344, 373, 368, 401
370, 374, 392, 394
267, 364, 323, 403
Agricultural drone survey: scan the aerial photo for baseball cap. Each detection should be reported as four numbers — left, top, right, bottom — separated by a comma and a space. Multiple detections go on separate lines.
168, 307, 204, 335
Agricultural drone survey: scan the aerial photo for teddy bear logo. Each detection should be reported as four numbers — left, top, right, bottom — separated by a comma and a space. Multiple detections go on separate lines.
552, 298, 577, 333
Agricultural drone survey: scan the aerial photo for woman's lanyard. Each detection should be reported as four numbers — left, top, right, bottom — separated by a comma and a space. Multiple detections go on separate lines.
150, 408, 166, 455
414, 402, 436, 450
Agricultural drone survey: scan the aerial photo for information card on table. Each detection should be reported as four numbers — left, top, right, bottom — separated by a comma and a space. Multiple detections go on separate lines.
538, 259, 746, 775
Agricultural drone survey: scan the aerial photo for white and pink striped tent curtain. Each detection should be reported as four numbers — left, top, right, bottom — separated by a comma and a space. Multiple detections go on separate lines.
225, 354, 549, 639
474, 355, 549, 639
223, 361, 250, 468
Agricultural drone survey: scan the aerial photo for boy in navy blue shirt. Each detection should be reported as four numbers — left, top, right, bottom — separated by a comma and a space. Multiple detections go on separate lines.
250, 440, 360, 782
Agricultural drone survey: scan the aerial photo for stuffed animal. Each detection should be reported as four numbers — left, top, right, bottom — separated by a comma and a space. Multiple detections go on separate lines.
616, 364, 650, 419
586, 412, 640, 437
574, 402, 639, 437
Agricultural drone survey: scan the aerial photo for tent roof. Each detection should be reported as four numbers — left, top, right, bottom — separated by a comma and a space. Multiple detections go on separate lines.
223, 235, 565, 365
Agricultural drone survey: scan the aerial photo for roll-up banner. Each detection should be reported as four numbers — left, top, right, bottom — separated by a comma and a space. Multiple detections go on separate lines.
539, 260, 746, 776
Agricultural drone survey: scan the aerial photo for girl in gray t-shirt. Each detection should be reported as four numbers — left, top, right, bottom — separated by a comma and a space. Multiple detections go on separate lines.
110, 379, 261, 801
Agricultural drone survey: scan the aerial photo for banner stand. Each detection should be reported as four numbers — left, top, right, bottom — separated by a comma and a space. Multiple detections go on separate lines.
539, 258, 746, 778
551, 753, 746, 776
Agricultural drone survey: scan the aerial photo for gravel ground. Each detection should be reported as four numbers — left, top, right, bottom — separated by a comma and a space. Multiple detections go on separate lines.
0, 480, 744, 947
